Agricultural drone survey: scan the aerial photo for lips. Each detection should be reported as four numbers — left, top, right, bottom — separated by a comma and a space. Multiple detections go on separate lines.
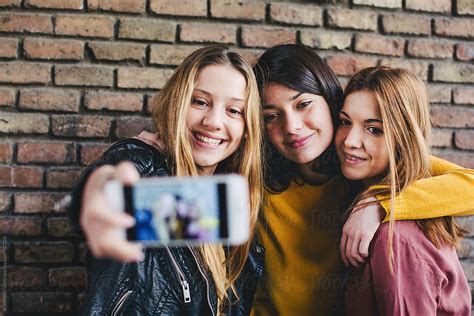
285, 133, 314, 149
192, 132, 225, 147
342, 152, 367, 165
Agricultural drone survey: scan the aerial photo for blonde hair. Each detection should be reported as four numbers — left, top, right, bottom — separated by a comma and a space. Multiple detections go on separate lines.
345, 67, 465, 270
151, 45, 263, 305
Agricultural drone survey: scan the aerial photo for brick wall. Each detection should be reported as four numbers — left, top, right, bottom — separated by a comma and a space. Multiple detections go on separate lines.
0, 0, 473, 313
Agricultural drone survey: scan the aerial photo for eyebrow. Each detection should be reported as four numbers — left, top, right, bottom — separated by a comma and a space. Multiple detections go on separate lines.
263, 92, 304, 110
340, 111, 383, 124
194, 88, 244, 102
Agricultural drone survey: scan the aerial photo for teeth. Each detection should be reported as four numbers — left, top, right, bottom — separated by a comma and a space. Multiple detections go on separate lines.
195, 133, 222, 145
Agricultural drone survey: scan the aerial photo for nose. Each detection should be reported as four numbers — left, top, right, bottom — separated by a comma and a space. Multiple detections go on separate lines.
344, 127, 363, 149
283, 112, 302, 134
202, 106, 223, 130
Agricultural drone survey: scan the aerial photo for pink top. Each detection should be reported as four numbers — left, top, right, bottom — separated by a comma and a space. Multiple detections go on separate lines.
345, 221, 471, 316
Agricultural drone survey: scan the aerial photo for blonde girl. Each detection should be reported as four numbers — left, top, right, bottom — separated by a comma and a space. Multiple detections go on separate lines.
68, 45, 264, 315
336, 66, 470, 315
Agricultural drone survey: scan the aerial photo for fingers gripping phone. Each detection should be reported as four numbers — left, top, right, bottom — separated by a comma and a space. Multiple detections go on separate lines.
104, 174, 250, 246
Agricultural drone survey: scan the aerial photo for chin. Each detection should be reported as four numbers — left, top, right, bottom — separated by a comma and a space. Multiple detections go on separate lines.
341, 169, 366, 181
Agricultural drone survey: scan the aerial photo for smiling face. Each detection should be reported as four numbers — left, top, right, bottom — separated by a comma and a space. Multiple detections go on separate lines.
335, 90, 389, 182
262, 83, 333, 165
186, 64, 246, 175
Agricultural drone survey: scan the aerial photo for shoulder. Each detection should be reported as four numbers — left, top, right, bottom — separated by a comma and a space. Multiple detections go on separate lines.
100, 138, 171, 177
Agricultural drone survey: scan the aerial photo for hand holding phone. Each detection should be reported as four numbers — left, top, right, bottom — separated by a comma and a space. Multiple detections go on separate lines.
105, 174, 250, 247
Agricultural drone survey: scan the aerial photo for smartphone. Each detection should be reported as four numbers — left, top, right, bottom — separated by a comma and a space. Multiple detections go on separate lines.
104, 174, 250, 247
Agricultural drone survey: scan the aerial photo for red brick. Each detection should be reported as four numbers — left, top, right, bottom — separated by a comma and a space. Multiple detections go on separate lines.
431, 129, 452, 148
210, 0, 265, 21
119, 18, 176, 42
80, 143, 108, 165
48, 267, 87, 289
326, 55, 377, 76
0, 62, 50, 84
433, 150, 474, 169
455, 130, 474, 150
0, 192, 11, 212
432, 63, 474, 83
19, 88, 80, 112
151, 0, 207, 17
355, 34, 405, 56
431, 106, 474, 128
0, 88, 15, 107
55, 15, 114, 38
456, 43, 474, 61
149, 44, 202, 66
241, 25, 296, 48
55, 65, 113, 87
180, 22, 236, 44
406, 0, 450, 13
116, 116, 154, 138
407, 39, 453, 59
327, 8, 377, 31
85, 91, 143, 112
0, 217, 42, 236
12, 292, 71, 313
234, 48, 264, 65
427, 84, 451, 103
353, 0, 401, 8
380, 59, 429, 80
0, 143, 12, 163
88, 41, 145, 62
15, 241, 73, 263
456, 0, 474, 15
52, 115, 112, 138
382, 14, 431, 36
0, 167, 43, 188
47, 217, 77, 237
453, 87, 474, 105
88, 0, 145, 13
14, 192, 66, 213
117, 67, 174, 89
0, 13, 52, 33
25, 0, 82, 9
17, 142, 76, 164
0, 37, 18, 57
0, 112, 49, 134
0, 0, 20, 7
24, 37, 83, 60
300, 30, 351, 50
8, 267, 45, 289
435, 18, 474, 38
270, 3, 323, 26
46, 168, 81, 189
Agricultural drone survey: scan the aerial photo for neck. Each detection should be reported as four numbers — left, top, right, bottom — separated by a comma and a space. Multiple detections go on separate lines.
297, 162, 330, 186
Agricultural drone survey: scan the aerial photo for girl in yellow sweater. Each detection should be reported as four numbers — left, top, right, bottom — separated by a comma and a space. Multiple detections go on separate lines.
251, 44, 474, 315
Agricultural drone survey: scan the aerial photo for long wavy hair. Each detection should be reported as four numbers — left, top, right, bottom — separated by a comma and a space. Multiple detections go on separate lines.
253, 44, 344, 192
345, 67, 466, 270
151, 45, 263, 305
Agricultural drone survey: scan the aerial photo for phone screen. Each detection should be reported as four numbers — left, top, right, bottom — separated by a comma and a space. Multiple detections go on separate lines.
124, 180, 228, 244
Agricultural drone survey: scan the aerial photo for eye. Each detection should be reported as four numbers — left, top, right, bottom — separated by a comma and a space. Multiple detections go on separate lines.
263, 112, 279, 123
296, 101, 311, 110
338, 118, 351, 126
367, 126, 383, 135
191, 98, 209, 107
227, 107, 243, 118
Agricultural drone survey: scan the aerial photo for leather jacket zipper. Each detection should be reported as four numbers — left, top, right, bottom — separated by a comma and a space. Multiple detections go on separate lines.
111, 289, 132, 316
165, 246, 191, 304
187, 244, 216, 316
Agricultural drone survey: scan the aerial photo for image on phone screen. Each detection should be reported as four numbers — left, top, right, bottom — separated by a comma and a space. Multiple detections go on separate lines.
124, 180, 228, 244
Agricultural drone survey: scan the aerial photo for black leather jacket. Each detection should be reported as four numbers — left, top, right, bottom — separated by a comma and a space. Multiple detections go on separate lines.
68, 139, 265, 315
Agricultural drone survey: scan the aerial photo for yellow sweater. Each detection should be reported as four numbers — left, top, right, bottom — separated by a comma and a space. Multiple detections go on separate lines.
252, 157, 474, 315
252, 177, 350, 316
